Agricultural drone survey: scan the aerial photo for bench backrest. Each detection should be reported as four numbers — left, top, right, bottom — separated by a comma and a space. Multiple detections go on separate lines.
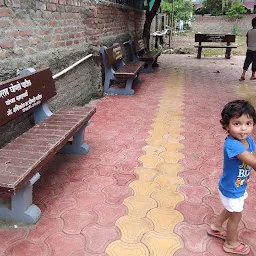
134, 38, 145, 53
0, 68, 56, 127
103, 43, 125, 67
195, 34, 236, 43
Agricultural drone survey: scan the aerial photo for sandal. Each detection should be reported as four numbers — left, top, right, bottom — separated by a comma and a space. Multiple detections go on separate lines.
250, 76, 256, 80
223, 242, 250, 255
239, 77, 245, 81
207, 227, 227, 240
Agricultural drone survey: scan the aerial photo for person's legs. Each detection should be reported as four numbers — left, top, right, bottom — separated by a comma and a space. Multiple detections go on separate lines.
250, 50, 256, 79
241, 50, 253, 80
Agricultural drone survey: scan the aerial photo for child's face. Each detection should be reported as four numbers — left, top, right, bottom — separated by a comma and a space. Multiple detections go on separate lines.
226, 114, 254, 141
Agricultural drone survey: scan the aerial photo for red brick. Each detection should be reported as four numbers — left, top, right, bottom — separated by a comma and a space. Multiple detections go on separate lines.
0, 49, 8, 58
0, 8, 13, 17
0, 20, 10, 28
59, 0, 67, 4
0, 40, 14, 49
47, 4, 57, 11
16, 38, 30, 47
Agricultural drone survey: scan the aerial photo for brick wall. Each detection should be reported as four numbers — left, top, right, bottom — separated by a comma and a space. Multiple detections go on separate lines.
0, 0, 145, 147
192, 14, 254, 35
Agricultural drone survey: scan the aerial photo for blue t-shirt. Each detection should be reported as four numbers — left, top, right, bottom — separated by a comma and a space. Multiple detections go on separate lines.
219, 135, 255, 198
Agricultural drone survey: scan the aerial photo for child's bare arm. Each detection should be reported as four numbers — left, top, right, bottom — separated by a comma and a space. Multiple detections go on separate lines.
237, 151, 256, 170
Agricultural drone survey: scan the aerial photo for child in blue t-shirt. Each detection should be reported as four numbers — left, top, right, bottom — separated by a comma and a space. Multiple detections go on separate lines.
208, 100, 256, 255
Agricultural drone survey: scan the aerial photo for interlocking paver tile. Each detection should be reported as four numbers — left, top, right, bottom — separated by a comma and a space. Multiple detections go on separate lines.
123, 195, 157, 218
141, 231, 183, 256
147, 208, 183, 233
116, 215, 153, 243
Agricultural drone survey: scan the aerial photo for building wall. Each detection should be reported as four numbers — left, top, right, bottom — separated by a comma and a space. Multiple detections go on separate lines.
0, 0, 145, 147
192, 14, 254, 35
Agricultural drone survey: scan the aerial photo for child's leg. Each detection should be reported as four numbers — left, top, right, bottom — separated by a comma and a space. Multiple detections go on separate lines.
225, 211, 242, 247
211, 208, 230, 231
251, 52, 256, 79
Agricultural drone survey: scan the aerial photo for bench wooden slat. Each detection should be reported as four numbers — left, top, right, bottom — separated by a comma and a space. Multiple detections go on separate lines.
194, 45, 237, 49
0, 150, 45, 160
115, 62, 144, 79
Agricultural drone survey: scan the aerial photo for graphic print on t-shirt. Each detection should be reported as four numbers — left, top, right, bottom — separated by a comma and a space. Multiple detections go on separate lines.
235, 162, 251, 187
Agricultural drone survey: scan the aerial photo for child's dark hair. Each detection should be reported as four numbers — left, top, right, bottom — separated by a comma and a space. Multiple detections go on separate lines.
252, 17, 256, 27
220, 100, 256, 130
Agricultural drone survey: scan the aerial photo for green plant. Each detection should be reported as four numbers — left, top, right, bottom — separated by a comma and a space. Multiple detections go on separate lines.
162, 0, 193, 22
226, 1, 247, 19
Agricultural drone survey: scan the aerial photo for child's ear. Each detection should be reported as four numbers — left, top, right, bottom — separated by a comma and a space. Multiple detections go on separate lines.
224, 125, 229, 132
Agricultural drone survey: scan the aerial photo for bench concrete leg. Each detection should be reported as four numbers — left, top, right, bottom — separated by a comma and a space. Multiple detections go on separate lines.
142, 61, 153, 73
225, 48, 231, 59
105, 79, 134, 95
60, 123, 90, 155
152, 57, 159, 67
33, 103, 53, 124
197, 47, 202, 59
0, 173, 41, 224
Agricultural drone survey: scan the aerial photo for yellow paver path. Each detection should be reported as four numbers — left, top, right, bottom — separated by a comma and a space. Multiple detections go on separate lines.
106, 68, 185, 256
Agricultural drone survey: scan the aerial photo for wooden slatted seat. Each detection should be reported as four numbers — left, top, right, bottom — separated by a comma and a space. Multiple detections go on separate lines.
129, 38, 161, 73
100, 43, 144, 95
0, 68, 96, 223
194, 33, 237, 59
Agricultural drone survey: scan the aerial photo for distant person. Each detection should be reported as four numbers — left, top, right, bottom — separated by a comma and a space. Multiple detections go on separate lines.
240, 17, 256, 81
208, 100, 256, 255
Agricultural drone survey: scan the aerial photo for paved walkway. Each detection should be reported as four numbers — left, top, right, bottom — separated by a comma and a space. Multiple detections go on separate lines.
1, 54, 256, 256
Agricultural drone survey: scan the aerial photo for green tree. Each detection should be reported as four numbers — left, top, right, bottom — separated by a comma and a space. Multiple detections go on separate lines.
226, 1, 247, 19
226, 1, 247, 34
162, 0, 193, 23
202, 0, 233, 15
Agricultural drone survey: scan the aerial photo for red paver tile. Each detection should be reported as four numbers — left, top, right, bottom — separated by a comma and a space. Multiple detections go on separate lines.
27, 217, 63, 243
175, 201, 213, 225
102, 184, 133, 204
41, 195, 76, 218
94, 203, 127, 226
45, 233, 85, 256
83, 175, 114, 192
82, 224, 120, 254
178, 185, 210, 203
0, 228, 28, 254
6, 241, 48, 256
174, 223, 210, 253
61, 209, 98, 235
74, 190, 105, 211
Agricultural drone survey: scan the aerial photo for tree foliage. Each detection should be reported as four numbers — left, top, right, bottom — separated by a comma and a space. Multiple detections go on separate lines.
162, 0, 193, 22
202, 0, 225, 16
226, 1, 247, 19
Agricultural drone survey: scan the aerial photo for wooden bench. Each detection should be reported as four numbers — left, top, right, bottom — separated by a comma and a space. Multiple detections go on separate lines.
129, 38, 161, 73
100, 43, 144, 95
0, 68, 96, 223
194, 33, 237, 59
